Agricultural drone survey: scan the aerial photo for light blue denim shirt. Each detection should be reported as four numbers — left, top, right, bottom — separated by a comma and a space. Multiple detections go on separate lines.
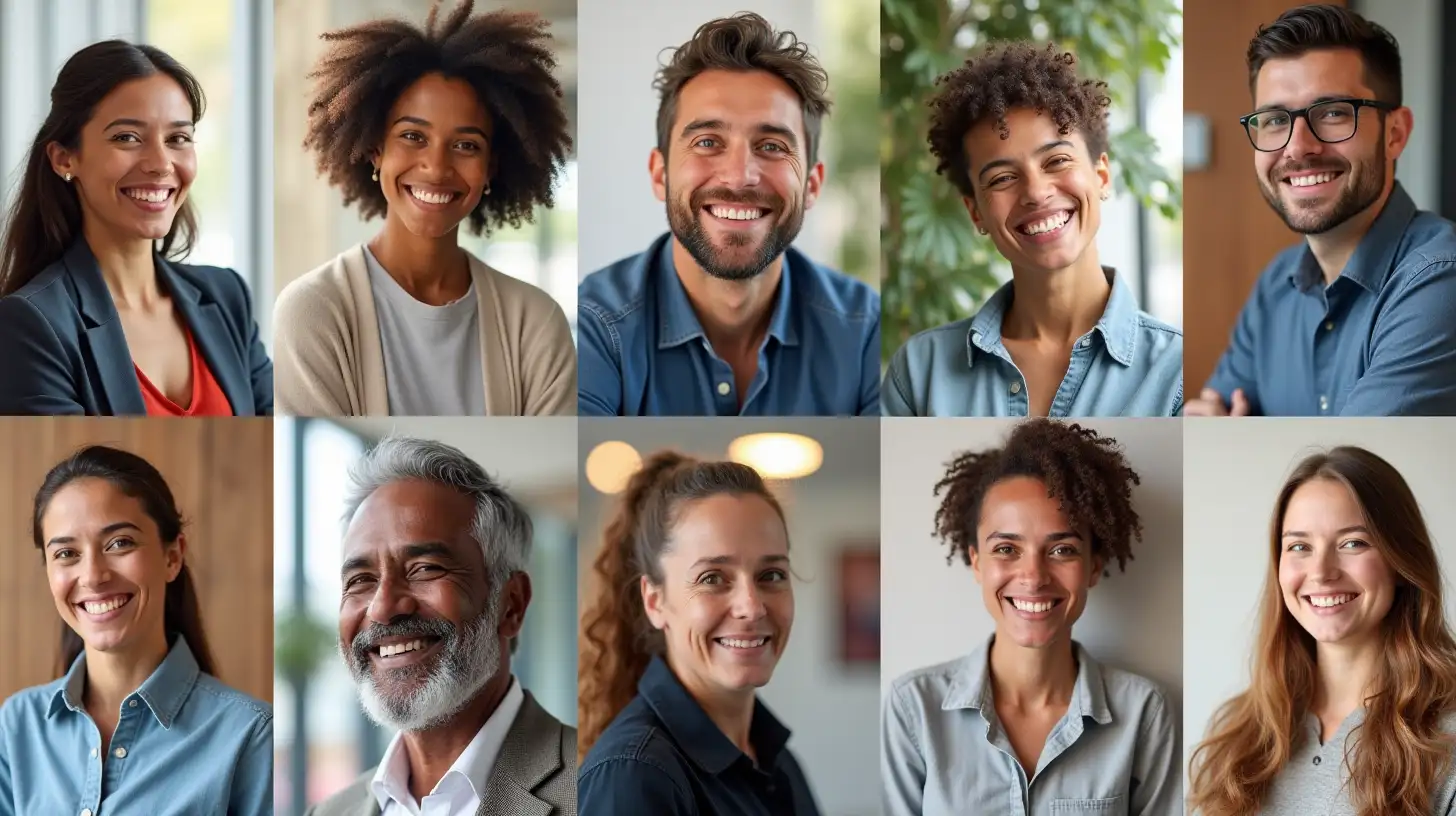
0, 636, 273, 816
882, 268, 1183, 416
883, 637, 1181, 816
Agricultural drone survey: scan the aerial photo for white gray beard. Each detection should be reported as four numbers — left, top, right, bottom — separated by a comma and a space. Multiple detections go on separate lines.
348, 601, 503, 733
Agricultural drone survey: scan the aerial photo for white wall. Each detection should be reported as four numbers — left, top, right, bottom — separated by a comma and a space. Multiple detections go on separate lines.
1356, 0, 1441, 212
879, 418, 1185, 724
578, 418, 882, 816
575, 0, 828, 275
1182, 418, 1456, 780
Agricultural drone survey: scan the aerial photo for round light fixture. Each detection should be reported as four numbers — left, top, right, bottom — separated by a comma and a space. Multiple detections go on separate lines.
585, 441, 642, 494
728, 433, 823, 480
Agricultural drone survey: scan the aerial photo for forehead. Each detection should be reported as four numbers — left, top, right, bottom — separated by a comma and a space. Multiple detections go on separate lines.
978, 476, 1072, 529
41, 478, 151, 534
964, 108, 1090, 166
389, 73, 492, 131
663, 493, 788, 562
1254, 48, 1373, 107
92, 74, 195, 125
1284, 478, 1365, 528
671, 69, 806, 139
342, 479, 480, 562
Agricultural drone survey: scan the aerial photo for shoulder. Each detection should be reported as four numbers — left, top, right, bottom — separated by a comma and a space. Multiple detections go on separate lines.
274, 251, 359, 325
168, 260, 251, 305
307, 770, 374, 816
578, 246, 655, 325
1095, 662, 1173, 723
468, 252, 565, 320
184, 673, 273, 729
887, 654, 974, 707
0, 261, 75, 324
895, 317, 975, 363
1397, 210, 1456, 269
580, 697, 693, 788
788, 248, 879, 322
1134, 309, 1183, 359
0, 677, 65, 726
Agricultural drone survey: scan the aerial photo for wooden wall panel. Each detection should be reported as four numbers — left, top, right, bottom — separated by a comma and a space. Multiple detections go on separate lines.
1183, 0, 1347, 392
0, 418, 273, 704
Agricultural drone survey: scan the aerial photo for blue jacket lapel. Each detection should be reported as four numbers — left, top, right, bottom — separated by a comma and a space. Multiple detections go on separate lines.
158, 257, 248, 415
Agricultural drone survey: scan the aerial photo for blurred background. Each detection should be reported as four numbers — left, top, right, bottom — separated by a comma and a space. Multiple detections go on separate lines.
273, 0, 578, 334
1184, 0, 1454, 392
576, 0, 879, 292
881, 0, 1184, 363
0, 0, 272, 341
578, 418, 881, 816
0, 417, 273, 703
272, 416, 578, 815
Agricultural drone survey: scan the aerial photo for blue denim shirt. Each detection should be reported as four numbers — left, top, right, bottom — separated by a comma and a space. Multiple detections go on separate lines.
1205, 184, 1456, 416
578, 233, 881, 416
0, 637, 273, 816
579, 655, 820, 815
882, 268, 1183, 416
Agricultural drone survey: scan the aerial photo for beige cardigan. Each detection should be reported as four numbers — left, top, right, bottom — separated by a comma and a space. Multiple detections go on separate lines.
273, 244, 576, 416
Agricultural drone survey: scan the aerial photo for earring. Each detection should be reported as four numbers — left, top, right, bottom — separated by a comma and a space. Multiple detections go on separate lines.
1100, 190, 1111, 201
977, 227, 988, 235
371, 166, 379, 182
482, 181, 491, 196
63, 173, 72, 182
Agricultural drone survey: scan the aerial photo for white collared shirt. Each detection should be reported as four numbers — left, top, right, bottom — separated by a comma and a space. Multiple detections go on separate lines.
370, 677, 524, 816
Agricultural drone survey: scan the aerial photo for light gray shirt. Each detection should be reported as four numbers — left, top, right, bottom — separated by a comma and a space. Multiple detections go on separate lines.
882, 637, 1180, 816
1259, 709, 1456, 815
363, 245, 486, 416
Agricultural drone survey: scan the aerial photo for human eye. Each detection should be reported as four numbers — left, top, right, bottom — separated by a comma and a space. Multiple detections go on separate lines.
454, 140, 481, 153
990, 543, 1016, 556
692, 136, 720, 149
167, 132, 194, 145
760, 568, 788, 582
697, 571, 725, 586
1340, 539, 1370, 551
111, 132, 141, 144
51, 548, 79, 561
1284, 541, 1310, 553
105, 536, 137, 552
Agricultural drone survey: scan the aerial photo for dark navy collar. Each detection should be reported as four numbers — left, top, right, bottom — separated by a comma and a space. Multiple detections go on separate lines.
59, 237, 205, 327
1289, 182, 1419, 293
48, 635, 202, 729
652, 234, 800, 351
637, 654, 792, 776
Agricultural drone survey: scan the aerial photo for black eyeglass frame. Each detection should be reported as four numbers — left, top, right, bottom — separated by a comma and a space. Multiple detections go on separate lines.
1238, 98, 1398, 152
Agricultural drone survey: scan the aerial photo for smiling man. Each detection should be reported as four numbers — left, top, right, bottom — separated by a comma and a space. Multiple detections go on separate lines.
576, 12, 880, 417
1189, 4, 1456, 417
307, 437, 575, 816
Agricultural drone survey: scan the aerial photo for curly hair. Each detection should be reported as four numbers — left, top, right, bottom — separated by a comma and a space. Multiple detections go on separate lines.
932, 419, 1141, 573
303, 0, 571, 236
654, 12, 831, 166
927, 42, 1111, 198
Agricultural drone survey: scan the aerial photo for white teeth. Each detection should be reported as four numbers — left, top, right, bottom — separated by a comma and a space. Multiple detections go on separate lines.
1289, 172, 1338, 187
379, 639, 427, 658
708, 205, 764, 221
1010, 598, 1056, 613
82, 596, 130, 615
409, 187, 456, 205
718, 637, 768, 649
125, 189, 171, 203
1309, 594, 1355, 608
1021, 211, 1071, 235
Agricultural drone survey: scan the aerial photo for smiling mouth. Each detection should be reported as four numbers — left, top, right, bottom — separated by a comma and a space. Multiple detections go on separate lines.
1006, 597, 1064, 613
1306, 592, 1358, 608
122, 187, 175, 204
405, 185, 460, 206
1015, 209, 1075, 237
704, 203, 771, 222
78, 594, 134, 615
1284, 170, 1343, 188
374, 636, 442, 659
716, 635, 772, 649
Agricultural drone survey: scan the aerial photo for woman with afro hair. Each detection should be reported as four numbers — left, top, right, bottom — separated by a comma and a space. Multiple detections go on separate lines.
273, 0, 576, 417
882, 43, 1183, 418
882, 419, 1179, 814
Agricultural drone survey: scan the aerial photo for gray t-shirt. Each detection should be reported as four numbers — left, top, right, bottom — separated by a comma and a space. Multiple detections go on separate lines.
363, 245, 485, 416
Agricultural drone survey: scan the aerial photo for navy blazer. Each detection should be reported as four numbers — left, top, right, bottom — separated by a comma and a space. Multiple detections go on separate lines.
0, 239, 273, 415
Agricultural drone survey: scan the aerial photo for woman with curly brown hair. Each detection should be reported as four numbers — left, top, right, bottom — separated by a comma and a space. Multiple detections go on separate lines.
882, 419, 1178, 815
1188, 447, 1456, 816
273, 0, 576, 417
882, 43, 1182, 418
576, 451, 821, 814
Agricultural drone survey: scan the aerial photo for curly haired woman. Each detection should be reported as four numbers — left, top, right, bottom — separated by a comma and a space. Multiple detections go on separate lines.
274, 0, 576, 417
882, 43, 1183, 418
1188, 446, 1456, 816
881, 419, 1179, 815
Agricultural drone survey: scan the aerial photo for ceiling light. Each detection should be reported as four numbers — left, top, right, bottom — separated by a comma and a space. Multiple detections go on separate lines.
585, 441, 642, 494
728, 433, 823, 480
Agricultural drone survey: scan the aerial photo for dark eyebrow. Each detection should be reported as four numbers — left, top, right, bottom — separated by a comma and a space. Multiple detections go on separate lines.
47, 521, 143, 548
680, 118, 726, 139
690, 554, 790, 569
392, 115, 489, 141
1281, 525, 1370, 539
1253, 95, 1357, 114
985, 530, 1082, 544
976, 140, 1075, 181
104, 118, 193, 130
341, 541, 458, 577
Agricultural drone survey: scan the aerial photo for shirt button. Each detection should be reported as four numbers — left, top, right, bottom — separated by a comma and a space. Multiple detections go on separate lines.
82, 809, 93, 816
1009, 382, 1022, 395
89, 747, 97, 758
1319, 395, 1329, 412
971, 331, 982, 345
716, 382, 730, 396
113, 747, 127, 759
1077, 338, 1089, 348
1313, 755, 1322, 765
128, 699, 137, 708
1324, 321, 1335, 331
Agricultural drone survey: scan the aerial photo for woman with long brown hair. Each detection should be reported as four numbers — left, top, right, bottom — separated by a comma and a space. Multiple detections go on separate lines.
1188, 447, 1456, 815
0, 445, 272, 815
577, 451, 821, 814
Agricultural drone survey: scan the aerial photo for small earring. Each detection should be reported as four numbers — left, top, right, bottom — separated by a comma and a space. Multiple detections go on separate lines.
1100, 190, 1111, 201
371, 166, 379, 182
482, 181, 491, 196
977, 227, 988, 235
63, 173, 72, 182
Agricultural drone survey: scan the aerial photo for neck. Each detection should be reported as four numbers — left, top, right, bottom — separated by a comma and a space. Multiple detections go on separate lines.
82, 629, 171, 718
399, 669, 512, 802
368, 218, 470, 306
670, 238, 781, 360
81, 220, 162, 309
987, 633, 1078, 709
1313, 636, 1381, 720
1305, 183, 1392, 285
1001, 254, 1110, 345
668, 653, 757, 758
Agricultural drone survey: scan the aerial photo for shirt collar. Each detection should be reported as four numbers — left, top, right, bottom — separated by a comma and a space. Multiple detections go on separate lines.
941, 635, 1113, 726
369, 676, 524, 813
46, 635, 202, 729
965, 267, 1137, 368
653, 234, 799, 350
638, 654, 792, 775
1288, 182, 1419, 294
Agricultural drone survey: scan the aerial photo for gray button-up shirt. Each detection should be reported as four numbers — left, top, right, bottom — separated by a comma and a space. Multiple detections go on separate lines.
882, 638, 1180, 815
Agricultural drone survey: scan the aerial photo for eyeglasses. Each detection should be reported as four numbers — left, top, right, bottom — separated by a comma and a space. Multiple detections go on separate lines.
1239, 98, 1396, 152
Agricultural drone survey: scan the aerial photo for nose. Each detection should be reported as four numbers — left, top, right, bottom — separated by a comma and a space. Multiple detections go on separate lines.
137, 134, 172, 176
715, 139, 763, 189
1307, 546, 1343, 583
1018, 551, 1050, 588
1283, 113, 1326, 159
414, 139, 453, 182
365, 572, 417, 624
79, 551, 111, 589
729, 579, 768, 621
1019, 168, 1055, 208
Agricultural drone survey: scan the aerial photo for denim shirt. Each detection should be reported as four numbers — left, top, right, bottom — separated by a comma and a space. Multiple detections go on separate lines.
0, 637, 273, 816
578, 233, 881, 416
1205, 183, 1456, 416
883, 637, 1180, 816
579, 655, 821, 815
882, 268, 1183, 416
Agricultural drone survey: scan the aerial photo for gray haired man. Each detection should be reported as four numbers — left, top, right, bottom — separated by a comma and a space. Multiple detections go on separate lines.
308, 437, 576, 816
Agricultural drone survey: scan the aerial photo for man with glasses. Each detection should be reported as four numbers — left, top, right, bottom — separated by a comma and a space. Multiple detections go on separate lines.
1188, 4, 1456, 416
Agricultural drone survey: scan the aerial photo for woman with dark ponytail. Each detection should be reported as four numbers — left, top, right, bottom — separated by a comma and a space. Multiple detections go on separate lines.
578, 451, 822, 815
0, 40, 272, 416
0, 445, 272, 815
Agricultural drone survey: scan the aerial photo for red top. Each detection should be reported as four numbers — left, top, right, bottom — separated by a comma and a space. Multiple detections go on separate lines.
135, 329, 234, 416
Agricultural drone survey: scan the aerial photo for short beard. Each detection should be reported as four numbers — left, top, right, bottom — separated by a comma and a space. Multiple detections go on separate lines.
341, 601, 503, 733
1259, 139, 1385, 235
665, 180, 803, 281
